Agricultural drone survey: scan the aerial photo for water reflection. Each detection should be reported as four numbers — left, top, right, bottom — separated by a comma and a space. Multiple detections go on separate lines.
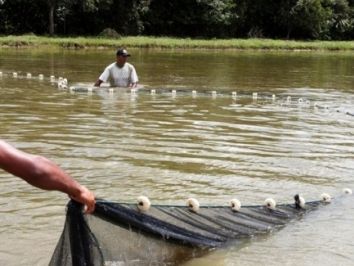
0, 50, 354, 265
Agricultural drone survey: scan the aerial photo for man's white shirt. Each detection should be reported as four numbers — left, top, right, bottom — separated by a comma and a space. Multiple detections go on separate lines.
99, 62, 138, 87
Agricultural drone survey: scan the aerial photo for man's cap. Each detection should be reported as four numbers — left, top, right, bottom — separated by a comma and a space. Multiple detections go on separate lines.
116, 49, 131, 57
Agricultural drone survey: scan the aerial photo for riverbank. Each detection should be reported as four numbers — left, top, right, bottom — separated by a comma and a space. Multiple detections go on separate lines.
0, 35, 354, 51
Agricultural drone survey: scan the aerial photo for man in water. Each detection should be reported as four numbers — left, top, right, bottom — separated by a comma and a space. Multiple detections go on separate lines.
94, 48, 139, 88
0, 140, 95, 213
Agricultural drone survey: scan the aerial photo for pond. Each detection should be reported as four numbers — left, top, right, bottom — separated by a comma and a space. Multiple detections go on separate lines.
0, 48, 354, 266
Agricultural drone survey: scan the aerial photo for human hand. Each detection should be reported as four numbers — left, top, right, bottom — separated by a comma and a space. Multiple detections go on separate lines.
70, 185, 96, 214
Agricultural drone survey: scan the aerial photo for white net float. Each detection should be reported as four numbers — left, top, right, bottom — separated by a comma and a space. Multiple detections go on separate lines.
252, 92, 258, 100
187, 198, 200, 213
321, 193, 331, 203
264, 198, 276, 210
294, 194, 306, 209
343, 188, 352, 195
137, 196, 151, 212
230, 198, 241, 212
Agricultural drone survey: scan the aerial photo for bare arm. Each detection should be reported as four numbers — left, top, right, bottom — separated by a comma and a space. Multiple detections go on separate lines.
0, 140, 95, 213
94, 79, 103, 87
129, 82, 138, 88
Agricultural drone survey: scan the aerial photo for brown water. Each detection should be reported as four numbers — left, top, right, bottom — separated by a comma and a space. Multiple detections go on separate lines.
0, 49, 354, 266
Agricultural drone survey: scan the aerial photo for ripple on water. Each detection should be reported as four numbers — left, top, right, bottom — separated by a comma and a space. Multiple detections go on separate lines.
1, 79, 354, 265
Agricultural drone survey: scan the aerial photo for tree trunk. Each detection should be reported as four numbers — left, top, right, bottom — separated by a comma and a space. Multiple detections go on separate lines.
48, 0, 55, 36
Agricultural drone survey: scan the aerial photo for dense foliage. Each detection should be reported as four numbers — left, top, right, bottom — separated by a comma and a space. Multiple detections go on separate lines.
0, 0, 353, 40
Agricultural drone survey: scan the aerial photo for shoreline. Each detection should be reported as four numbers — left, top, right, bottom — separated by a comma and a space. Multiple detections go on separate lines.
0, 35, 354, 51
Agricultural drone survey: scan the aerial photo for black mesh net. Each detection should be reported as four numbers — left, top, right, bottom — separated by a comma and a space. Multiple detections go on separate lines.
49, 198, 325, 265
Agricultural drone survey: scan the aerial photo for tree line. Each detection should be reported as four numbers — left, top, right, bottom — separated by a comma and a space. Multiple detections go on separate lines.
0, 0, 353, 40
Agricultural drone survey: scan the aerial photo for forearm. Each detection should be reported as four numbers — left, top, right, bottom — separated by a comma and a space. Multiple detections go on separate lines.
25, 156, 82, 196
94, 79, 103, 87
0, 141, 80, 196
129, 82, 138, 88
0, 140, 96, 213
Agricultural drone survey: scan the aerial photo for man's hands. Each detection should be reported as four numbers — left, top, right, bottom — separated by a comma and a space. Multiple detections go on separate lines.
70, 185, 96, 214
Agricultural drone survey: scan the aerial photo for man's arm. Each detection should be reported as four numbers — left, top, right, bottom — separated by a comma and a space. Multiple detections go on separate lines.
0, 140, 95, 213
95, 66, 110, 87
129, 65, 139, 88
94, 79, 103, 87
129, 82, 138, 88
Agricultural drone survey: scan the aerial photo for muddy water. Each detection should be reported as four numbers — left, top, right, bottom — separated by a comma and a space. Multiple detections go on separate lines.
0, 49, 353, 266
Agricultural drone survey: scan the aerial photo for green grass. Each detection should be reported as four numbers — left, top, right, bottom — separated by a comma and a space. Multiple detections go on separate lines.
0, 35, 354, 51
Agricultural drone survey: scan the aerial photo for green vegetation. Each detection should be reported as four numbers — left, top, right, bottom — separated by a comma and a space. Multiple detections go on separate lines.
0, 0, 353, 40
0, 35, 353, 51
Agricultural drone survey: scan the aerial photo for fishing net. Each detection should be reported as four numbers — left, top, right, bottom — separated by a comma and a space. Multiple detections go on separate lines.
49, 197, 326, 266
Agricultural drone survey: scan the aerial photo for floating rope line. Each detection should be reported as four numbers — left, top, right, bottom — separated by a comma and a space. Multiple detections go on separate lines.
1, 70, 353, 116
0, 70, 284, 101
49, 189, 352, 266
